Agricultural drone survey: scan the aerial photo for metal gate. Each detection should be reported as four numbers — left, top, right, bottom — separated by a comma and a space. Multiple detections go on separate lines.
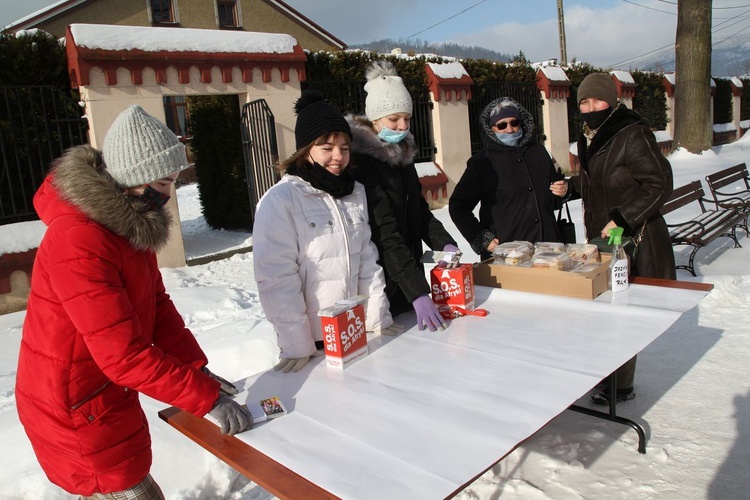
241, 99, 280, 224
1, 86, 88, 224
468, 82, 544, 154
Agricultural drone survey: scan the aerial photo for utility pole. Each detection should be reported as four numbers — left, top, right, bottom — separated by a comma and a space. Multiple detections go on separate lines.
557, 0, 568, 65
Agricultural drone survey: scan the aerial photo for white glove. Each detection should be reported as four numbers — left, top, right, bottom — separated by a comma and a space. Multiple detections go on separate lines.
274, 349, 324, 373
370, 323, 406, 336
209, 395, 252, 435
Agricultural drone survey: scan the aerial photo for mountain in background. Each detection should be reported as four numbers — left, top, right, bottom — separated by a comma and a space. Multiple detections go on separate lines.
349, 38, 513, 62
351, 37, 750, 78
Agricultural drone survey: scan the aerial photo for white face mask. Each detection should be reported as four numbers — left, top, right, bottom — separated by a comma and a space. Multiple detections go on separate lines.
495, 129, 523, 147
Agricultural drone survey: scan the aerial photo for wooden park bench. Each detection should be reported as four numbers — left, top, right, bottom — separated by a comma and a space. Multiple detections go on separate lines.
661, 180, 744, 276
705, 162, 750, 235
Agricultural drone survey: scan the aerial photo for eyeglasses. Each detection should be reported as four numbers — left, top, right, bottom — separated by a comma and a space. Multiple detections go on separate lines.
494, 119, 520, 131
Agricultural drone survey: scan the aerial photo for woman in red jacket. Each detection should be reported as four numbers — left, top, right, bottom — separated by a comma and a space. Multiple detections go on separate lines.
15, 105, 250, 498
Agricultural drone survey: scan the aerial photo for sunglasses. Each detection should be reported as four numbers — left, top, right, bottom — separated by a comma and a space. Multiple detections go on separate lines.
494, 119, 520, 131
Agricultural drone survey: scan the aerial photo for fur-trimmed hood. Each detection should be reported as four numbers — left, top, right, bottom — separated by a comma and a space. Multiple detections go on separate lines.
35, 145, 172, 251
345, 114, 418, 167
479, 96, 535, 149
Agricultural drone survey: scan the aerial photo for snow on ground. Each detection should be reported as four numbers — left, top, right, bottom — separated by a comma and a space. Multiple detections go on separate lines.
2, 137, 750, 498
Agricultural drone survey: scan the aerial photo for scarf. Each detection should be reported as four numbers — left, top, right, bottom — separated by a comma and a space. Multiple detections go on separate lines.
286, 162, 355, 198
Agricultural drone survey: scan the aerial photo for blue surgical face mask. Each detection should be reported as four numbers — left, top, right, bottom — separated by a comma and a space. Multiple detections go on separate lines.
378, 125, 409, 144
495, 128, 523, 147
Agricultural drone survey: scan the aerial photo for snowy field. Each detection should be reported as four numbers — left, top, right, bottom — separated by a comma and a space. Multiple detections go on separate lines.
1, 137, 750, 499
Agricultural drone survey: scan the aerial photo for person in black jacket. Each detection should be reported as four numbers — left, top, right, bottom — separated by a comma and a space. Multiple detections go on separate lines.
566, 72, 676, 406
346, 60, 460, 332
450, 97, 568, 260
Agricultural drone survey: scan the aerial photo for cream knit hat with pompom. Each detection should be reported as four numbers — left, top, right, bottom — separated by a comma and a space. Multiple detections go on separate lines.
364, 60, 413, 121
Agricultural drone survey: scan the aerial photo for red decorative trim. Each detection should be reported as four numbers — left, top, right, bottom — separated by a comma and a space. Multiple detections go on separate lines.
424, 64, 473, 102
66, 25, 307, 88
535, 69, 571, 99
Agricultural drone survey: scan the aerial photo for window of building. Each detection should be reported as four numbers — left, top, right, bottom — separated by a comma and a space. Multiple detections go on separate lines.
163, 96, 190, 139
150, 0, 176, 24
217, 0, 240, 29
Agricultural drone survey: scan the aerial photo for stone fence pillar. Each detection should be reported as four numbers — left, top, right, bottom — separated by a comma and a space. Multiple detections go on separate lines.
663, 73, 676, 140
611, 70, 636, 109
731, 78, 743, 140
535, 67, 571, 172
425, 62, 474, 196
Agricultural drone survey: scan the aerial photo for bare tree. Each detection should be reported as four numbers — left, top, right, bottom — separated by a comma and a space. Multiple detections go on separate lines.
674, 0, 712, 153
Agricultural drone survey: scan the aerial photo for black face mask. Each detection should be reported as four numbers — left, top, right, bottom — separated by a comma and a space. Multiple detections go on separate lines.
140, 185, 171, 211
581, 108, 613, 130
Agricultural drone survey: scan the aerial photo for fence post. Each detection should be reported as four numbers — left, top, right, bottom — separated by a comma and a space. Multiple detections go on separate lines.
731, 78, 743, 140
535, 67, 571, 172
424, 62, 473, 196
663, 74, 676, 141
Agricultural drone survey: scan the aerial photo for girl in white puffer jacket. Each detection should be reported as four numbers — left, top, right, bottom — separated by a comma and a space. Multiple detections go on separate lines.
253, 91, 395, 372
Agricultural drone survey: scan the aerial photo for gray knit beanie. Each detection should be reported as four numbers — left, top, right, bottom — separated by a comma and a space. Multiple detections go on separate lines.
364, 60, 413, 121
103, 105, 189, 188
577, 73, 618, 109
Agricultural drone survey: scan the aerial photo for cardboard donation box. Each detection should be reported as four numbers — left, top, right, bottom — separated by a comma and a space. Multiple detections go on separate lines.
319, 296, 368, 369
430, 264, 475, 310
473, 254, 611, 300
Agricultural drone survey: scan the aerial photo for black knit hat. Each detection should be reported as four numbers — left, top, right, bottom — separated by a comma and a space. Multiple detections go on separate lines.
294, 90, 351, 150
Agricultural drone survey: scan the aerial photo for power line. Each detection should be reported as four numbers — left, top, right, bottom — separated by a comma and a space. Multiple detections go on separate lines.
608, 2, 750, 70
402, 0, 488, 41
657, 0, 750, 8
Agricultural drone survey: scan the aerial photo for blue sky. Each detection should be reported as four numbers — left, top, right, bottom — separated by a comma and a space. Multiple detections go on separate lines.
4, 1, 750, 71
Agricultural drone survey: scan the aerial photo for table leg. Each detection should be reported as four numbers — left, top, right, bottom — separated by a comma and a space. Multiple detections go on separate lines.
568, 374, 647, 454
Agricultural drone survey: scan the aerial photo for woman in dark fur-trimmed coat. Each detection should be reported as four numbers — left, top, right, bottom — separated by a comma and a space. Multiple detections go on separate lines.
346, 60, 459, 332
450, 96, 566, 261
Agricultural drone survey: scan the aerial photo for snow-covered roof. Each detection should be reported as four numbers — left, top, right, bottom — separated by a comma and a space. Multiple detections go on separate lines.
70, 24, 297, 54
5, 0, 346, 50
611, 70, 634, 84
426, 61, 468, 79
540, 66, 569, 82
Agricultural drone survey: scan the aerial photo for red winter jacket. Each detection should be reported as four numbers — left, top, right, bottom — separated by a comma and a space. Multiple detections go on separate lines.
15, 146, 220, 495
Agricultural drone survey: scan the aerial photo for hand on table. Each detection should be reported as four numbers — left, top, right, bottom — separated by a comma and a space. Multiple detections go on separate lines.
209, 395, 252, 435
369, 323, 406, 336
413, 295, 448, 332
274, 350, 324, 373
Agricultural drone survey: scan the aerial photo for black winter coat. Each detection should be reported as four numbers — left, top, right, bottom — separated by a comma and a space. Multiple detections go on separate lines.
571, 104, 676, 279
450, 97, 563, 260
347, 115, 456, 315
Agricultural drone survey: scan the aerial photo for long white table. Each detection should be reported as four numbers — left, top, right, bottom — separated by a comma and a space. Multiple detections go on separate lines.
160, 279, 711, 499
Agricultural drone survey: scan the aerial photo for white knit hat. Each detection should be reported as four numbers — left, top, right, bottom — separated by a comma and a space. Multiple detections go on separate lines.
364, 60, 413, 121
103, 105, 189, 187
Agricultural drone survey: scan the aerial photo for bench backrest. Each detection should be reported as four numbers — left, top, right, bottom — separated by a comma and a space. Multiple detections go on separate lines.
705, 163, 749, 192
661, 180, 706, 216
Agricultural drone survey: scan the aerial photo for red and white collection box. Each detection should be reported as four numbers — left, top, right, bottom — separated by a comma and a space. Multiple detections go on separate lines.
319, 298, 368, 369
430, 264, 475, 310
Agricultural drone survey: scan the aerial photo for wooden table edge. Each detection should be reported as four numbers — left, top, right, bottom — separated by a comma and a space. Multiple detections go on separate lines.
631, 276, 714, 292
158, 407, 339, 499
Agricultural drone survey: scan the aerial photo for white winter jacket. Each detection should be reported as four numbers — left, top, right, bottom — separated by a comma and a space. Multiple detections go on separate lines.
253, 174, 393, 358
